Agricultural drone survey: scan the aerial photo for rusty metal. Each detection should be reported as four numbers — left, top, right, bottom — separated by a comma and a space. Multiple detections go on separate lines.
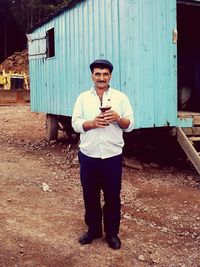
0, 89, 30, 105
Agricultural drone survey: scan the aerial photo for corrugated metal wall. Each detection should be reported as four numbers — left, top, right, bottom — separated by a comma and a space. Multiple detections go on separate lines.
28, 0, 177, 129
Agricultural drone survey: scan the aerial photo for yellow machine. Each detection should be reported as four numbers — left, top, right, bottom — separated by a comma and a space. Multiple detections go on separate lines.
0, 70, 29, 90
0, 70, 30, 105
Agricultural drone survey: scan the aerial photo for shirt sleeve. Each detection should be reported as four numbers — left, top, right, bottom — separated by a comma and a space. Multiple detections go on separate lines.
121, 94, 134, 132
72, 94, 86, 133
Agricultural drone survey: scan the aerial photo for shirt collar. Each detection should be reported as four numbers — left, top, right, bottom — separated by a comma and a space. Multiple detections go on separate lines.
91, 85, 111, 95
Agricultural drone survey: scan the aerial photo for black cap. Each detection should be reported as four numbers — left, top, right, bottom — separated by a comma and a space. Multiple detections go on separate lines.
90, 59, 113, 73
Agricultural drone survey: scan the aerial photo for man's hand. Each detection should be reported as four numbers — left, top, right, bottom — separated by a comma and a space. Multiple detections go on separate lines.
104, 110, 130, 129
94, 114, 109, 128
103, 110, 121, 124
83, 110, 130, 131
83, 114, 109, 131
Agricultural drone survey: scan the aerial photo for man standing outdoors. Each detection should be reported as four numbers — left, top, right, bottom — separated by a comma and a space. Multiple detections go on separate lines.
72, 59, 134, 250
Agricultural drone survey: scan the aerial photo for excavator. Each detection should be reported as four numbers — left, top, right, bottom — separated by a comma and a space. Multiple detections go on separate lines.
0, 70, 30, 104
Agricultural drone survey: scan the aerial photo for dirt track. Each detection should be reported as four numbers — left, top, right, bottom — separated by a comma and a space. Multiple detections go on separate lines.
0, 105, 200, 267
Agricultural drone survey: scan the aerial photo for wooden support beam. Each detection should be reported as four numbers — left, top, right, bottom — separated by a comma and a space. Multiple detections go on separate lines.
181, 127, 200, 136
188, 136, 200, 142
193, 116, 200, 126
177, 127, 200, 175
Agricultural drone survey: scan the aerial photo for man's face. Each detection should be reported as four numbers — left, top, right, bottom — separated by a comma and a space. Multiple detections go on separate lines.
91, 68, 112, 90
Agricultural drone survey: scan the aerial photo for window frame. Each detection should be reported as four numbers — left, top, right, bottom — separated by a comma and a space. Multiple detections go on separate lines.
46, 28, 55, 58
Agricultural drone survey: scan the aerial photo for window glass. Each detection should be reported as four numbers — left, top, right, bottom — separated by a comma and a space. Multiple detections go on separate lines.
46, 28, 55, 58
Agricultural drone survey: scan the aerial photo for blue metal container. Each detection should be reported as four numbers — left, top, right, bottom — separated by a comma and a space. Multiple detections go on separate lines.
27, 0, 180, 129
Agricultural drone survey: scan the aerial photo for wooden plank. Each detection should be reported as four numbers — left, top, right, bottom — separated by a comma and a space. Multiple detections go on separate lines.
182, 127, 200, 136
193, 116, 200, 125
177, 127, 200, 175
177, 112, 200, 127
188, 136, 200, 142
178, 111, 200, 118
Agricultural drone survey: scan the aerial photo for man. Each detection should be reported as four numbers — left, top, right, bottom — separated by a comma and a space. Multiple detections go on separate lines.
72, 59, 134, 250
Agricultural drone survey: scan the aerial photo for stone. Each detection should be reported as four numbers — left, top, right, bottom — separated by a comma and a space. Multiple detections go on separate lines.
149, 162, 159, 168
123, 157, 143, 170
138, 255, 145, 261
42, 182, 50, 192
150, 252, 160, 264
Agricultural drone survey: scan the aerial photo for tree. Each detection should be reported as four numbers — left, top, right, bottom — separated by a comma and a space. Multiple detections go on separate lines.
0, 0, 71, 62
11, 0, 53, 31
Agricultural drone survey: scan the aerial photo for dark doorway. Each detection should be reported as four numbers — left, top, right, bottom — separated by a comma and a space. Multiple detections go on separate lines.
177, 1, 200, 112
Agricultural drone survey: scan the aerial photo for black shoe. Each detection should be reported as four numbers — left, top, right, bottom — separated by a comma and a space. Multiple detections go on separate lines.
106, 235, 121, 250
79, 231, 102, 245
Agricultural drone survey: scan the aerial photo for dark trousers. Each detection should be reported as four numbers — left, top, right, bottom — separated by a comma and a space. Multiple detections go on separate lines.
78, 151, 122, 237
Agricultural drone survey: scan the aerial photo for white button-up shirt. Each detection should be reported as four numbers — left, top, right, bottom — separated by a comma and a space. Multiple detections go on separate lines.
72, 87, 134, 159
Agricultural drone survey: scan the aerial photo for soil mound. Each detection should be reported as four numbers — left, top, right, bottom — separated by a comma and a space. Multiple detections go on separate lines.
0, 49, 28, 74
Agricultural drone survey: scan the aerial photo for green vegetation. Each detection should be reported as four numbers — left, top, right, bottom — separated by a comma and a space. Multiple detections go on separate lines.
0, 0, 70, 62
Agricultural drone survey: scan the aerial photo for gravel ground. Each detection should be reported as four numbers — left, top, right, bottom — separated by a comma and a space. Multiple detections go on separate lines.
0, 104, 199, 267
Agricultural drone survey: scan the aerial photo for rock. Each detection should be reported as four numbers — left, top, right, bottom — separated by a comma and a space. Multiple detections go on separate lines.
123, 213, 132, 220
123, 157, 143, 170
72, 155, 79, 166
150, 252, 160, 264
138, 255, 145, 261
165, 173, 174, 179
161, 227, 168, 233
187, 175, 193, 181
42, 182, 50, 192
49, 140, 57, 145
143, 163, 149, 168
149, 162, 159, 168
172, 215, 179, 220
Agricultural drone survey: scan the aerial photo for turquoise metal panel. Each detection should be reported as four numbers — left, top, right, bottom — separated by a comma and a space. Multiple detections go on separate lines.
177, 117, 193, 128
118, 0, 177, 128
28, 0, 177, 129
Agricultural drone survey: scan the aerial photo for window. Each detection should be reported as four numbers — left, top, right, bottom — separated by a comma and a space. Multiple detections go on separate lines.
27, 32, 46, 59
46, 28, 55, 58
10, 77, 24, 89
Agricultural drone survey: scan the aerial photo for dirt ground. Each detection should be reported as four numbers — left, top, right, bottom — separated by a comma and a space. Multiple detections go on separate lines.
0, 104, 200, 267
